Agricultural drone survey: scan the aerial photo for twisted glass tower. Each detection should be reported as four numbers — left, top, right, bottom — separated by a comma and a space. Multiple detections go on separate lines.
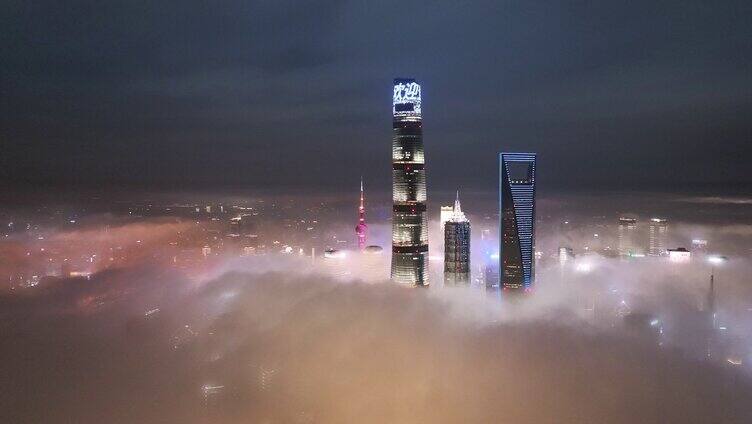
499, 152, 536, 291
391, 78, 428, 286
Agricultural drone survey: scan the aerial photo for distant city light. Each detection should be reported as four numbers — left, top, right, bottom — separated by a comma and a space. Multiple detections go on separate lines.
324, 249, 346, 259
144, 308, 160, 317
668, 248, 691, 263
575, 263, 592, 273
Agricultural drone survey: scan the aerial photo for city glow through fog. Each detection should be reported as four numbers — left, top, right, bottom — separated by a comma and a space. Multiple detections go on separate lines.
2, 1, 752, 421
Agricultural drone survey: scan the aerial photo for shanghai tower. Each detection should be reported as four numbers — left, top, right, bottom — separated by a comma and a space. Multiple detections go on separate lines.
391, 78, 429, 286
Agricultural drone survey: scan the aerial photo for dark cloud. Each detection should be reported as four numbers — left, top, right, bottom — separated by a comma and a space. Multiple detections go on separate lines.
1, 1, 751, 190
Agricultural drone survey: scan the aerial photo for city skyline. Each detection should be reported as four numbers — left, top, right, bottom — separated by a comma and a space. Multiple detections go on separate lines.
3, 1, 752, 422
3, 184, 752, 422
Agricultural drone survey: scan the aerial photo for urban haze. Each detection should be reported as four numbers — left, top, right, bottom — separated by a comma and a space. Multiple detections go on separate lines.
2, 1, 752, 423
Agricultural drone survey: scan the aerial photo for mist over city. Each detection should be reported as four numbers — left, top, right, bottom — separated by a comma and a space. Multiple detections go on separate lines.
2, 189, 752, 422
3, 0, 752, 423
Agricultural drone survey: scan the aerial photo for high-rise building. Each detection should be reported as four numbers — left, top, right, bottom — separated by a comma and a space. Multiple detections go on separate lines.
648, 218, 668, 256
355, 177, 368, 250
391, 78, 429, 286
362, 245, 387, 281
323, 248, 350, 279
617, 217, 638, 256
484, 261, 500, 292
439, 205, 453, 234
444, 192, 470, 286
691, 239, 708, 253
667, 247, 691, 263
558, 246, 574, 264
499, 153, 536, 291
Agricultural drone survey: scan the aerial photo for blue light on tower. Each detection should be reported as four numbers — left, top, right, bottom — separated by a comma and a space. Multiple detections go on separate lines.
499, 152, 536, 291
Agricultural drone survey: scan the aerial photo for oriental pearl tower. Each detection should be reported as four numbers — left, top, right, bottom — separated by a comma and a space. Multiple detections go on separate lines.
355, 177, 368, 250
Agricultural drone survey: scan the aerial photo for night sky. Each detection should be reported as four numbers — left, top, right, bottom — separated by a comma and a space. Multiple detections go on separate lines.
2, 1, 751, 193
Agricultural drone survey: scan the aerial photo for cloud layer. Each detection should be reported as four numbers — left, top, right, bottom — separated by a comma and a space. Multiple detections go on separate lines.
3, 254, 752, 423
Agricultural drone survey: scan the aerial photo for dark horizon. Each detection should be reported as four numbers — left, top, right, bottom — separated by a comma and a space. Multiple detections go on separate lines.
2, 179, 751, 201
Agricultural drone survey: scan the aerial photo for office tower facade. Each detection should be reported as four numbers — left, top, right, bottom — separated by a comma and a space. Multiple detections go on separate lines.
323, 248, 349, 279
362, 245, 387, 281
692, 239, 708, 253
667, 247, 691, 263
558, 246, 574, 265
444, 192, 470, 286
499, 153, 536, 291
618, 217, 638, 256
648, 218, 668, 256
484, 262, 500, 292
439, 205, 453, 233
355, 178, 368, 250
391, 78, 429, 286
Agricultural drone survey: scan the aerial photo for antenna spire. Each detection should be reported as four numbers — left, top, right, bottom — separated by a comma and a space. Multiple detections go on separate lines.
356, 176, 368, 250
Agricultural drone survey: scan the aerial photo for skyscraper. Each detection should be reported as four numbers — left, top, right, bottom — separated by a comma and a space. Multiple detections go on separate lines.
355, 178, 368, 250
444, 192, 470, 286
558, 246, 574, 265
362, 245, 387, 281
391, 78, 429, 286
667, 247, 691, 263
499, 153, 536, 291
618, 217, 638, 256
691, 239, 708, 253
323, 248, 349, 279
439, 205, 453, 234
648, 218, 668, 256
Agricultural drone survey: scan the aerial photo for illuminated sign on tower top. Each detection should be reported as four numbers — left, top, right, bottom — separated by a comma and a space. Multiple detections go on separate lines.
393, 79, 421, 117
